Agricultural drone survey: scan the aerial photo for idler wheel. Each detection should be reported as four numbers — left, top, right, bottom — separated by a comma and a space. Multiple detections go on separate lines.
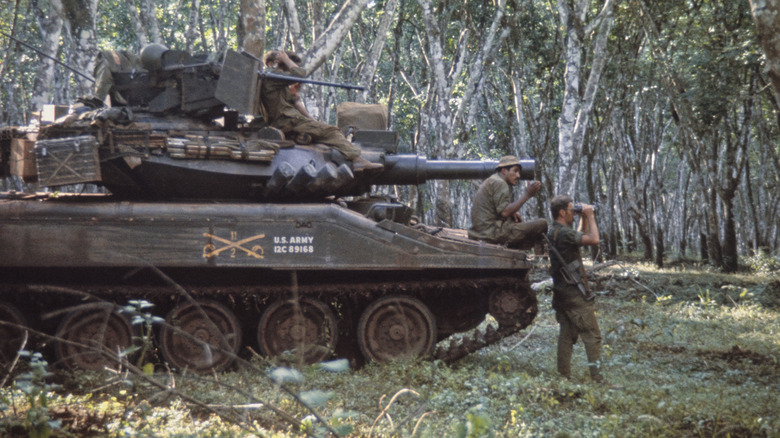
0, 303, 27, 369
55, 306, 134, 372
258, 297, 338, 364
489, 284, 536, 327
160, 301, 241, 373
357, 296, 436, 363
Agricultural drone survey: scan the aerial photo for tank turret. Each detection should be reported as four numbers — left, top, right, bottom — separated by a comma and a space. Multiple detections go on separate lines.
6, 47, 536, 203
96, 141, 536, 201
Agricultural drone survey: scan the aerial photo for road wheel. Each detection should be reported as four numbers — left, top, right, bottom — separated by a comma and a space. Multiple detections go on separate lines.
258, 297, 338, 364
55, 306, 134, 372
160, 301, 241, 373
357, 296, 436, 363
489, 283, 537, 327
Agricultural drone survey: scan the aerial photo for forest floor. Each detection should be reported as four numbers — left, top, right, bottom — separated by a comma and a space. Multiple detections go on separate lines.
1, 256, 778, 437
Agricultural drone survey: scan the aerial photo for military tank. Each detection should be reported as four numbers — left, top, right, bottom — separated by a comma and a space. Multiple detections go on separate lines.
0, 47, 539, 373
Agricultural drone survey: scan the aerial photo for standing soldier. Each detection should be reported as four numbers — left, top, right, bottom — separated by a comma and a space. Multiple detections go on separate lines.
548, 195, 608, 384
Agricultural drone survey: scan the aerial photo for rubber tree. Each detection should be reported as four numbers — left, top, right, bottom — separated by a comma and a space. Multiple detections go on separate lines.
355, 0, 400, 104
30, 0, 64, 112
416, 0, 510, 226
62, 0, 99, 97
555, 0, 615, 197
749, 0, 780, 119
240, 0, 266, 58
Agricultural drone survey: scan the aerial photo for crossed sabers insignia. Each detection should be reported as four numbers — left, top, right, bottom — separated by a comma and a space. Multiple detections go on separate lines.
203, 233, 265, 259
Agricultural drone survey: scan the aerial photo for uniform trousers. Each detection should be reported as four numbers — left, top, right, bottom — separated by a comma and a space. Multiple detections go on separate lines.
555, 304, 603, 381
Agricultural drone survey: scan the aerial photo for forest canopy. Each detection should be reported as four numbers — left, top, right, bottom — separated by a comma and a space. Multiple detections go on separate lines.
1, 0, 778, 272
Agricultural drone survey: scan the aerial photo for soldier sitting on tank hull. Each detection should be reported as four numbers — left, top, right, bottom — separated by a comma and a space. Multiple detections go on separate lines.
260, 50, 382, 172
468, 155, 548, 249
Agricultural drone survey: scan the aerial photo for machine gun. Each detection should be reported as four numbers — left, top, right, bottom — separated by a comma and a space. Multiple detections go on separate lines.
215, 50, 365, 115
239, 50, 366, 91
544, 234, 595, 301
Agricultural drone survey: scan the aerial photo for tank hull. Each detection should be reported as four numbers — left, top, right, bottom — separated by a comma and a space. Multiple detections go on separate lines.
0, 198, 528, 270
0, 196, 537, 370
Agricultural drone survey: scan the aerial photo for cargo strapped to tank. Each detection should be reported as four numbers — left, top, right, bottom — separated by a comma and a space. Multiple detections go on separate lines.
34, 135, 102, 186
166, 135, 279, 162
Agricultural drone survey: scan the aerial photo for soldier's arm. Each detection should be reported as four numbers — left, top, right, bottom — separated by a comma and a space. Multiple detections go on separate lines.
500, 180, 541, 221
579, 205, 600, 246
290, 84, 314, 119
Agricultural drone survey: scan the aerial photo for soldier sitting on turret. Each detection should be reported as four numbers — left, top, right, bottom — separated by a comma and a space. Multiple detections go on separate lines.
468, 155, 548, 249
260, 50, 382, 172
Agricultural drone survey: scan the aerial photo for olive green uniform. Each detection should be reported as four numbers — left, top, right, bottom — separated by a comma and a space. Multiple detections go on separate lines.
92, 50, 143, 104
549, 221, 603, 381
259, 67, 360, 160
468, 173, 547, 246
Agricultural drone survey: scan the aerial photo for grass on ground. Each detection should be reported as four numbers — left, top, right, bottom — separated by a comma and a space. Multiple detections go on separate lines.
1, 259, 778, 437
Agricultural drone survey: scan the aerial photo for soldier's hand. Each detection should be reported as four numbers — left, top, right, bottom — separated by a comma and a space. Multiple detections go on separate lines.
525, 180, 541, 197
581, 203, 595, 215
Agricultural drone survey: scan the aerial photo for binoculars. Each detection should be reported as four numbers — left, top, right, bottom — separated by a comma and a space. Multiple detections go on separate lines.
572, 203, 597, 214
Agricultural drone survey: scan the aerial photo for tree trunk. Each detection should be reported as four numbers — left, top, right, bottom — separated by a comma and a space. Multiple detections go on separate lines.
185, 0, 201, 53
303, 0, 370, 73
0, 0, 22, 86
556, 0, 615, 196
510, 76, 530, 157
655, 224, 664, 268
417, 0, 510, 224
605, 151, 619, 259
639, 217, 652, 261
704, 184, 723, 267
717, 80, 753, 272
62, 0, 99, 97
214, 0, 228, 53
356, 0, 400, 103
742, 158, 762, 254
31, 0, 64, 111
722, 198, 738, 271
240, 0, 266, 58
125, 0, 148, 49
282, 0, 304, 53
417, 0, 456, 156
621, 167, 652, 261
749, 0, 780, 114
455, 0, 509, 140
700, 232, 709, 262
139, 0, 162, 44
678, 166, 690, 257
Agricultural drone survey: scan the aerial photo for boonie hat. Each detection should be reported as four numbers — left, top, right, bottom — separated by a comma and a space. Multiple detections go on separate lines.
496, 155, 521, 170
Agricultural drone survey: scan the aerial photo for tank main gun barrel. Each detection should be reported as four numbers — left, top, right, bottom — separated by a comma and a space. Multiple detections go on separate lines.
372, 155, 536, 185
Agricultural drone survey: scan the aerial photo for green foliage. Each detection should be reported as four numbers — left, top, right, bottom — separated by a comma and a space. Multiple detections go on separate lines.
0, 262, 777, 437
121, 299, 164, 371
745, 251, 780, 275
96, 2, 136, 50
1, 352, 61, 438
453, 406, 494, 438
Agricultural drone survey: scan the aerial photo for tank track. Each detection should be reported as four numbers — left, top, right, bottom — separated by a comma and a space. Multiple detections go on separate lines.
2, 272, 537, 367
433, 319, 535, 364
433, 283, 538, 364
